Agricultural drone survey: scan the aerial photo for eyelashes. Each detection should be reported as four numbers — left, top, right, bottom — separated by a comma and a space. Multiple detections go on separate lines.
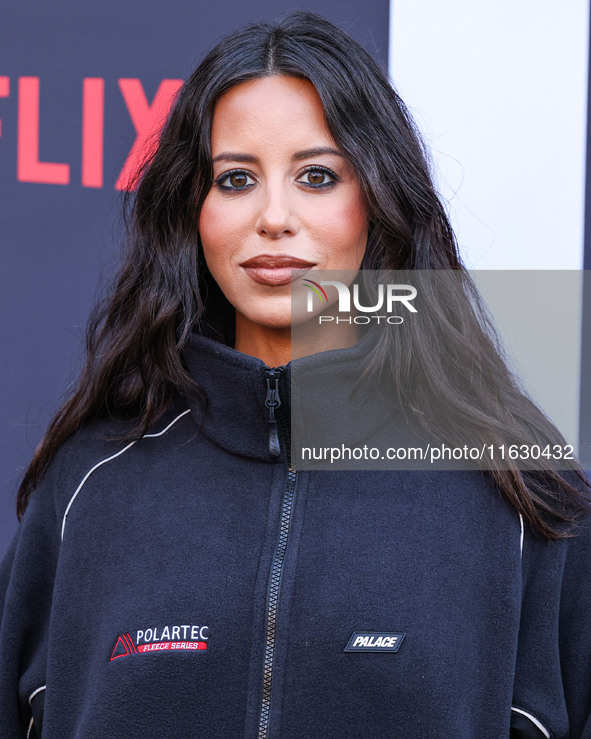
214, 165, 339, 192
214, 169, 256, 191
297, 166, 338, 188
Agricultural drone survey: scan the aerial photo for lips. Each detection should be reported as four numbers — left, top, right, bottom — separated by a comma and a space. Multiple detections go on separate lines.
240, 254, 316, 286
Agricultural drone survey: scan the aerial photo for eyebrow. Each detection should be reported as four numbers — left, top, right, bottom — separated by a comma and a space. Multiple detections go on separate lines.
211, 147, 344, 164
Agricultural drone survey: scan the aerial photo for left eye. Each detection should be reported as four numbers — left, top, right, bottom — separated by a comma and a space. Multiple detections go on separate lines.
298, 169, 337, 187
216, 171, 255, 190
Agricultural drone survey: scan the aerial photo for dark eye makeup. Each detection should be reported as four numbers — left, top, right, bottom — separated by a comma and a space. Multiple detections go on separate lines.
214, 169, 256, 191
297, 165, 339, 189
214, 165, 339, 192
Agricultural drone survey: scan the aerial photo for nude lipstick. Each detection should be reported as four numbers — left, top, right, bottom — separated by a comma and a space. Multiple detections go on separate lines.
239, 254, 316, 286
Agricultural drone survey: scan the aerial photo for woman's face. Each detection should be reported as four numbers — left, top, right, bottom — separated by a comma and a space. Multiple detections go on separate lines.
198, 75, 368, 333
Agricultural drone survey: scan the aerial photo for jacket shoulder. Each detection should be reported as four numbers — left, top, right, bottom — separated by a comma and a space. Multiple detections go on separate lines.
35, 402, 194, 526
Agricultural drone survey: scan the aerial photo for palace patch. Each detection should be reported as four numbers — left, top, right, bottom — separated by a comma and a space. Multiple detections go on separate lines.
344, 631, 405, 653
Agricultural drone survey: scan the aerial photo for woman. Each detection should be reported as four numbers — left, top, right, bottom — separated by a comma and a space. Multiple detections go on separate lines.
1, 11, 589, 738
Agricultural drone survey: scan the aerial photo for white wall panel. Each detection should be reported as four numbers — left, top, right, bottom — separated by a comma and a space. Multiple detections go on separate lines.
389, 0, 589, 270
388, 1, 589, 448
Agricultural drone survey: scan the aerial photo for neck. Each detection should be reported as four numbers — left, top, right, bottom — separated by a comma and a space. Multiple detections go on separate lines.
234, 310, 360, 366
234, 318, 291, 367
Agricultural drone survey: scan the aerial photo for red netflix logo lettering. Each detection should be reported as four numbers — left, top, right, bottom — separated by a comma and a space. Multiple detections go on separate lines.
115, 78, 183, 191
82, 78, 105, 189
0, 75, 183, 190
0, 76, 10, 137
18, 77, 70, 185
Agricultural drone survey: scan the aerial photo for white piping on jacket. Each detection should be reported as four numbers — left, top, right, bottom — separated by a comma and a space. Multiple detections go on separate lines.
28, 685, 46, 704
60, 410, 191, 541
519, 513, 524, 559
27, 685, 46, 739
511, 706, 551, 738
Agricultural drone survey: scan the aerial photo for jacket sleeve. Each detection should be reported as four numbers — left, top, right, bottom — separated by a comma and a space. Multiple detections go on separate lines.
0, 473, 60, 739
511, 503, 591, 739
558, 512, 591, 737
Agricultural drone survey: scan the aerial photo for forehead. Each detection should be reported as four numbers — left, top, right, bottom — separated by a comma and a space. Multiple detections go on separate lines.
209, 76, 335, 154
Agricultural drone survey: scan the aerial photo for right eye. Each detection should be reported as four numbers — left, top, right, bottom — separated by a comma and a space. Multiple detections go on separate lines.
215, 170, 255, 191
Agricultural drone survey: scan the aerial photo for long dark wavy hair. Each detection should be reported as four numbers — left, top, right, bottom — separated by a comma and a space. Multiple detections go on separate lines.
17, 10, 589, 536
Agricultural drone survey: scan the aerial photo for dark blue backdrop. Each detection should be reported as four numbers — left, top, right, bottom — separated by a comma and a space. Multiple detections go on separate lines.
0, 1, 390, 557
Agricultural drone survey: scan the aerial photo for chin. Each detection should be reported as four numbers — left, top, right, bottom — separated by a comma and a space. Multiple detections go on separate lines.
237, 307, 292, 332
256, 316, 293, 331
240, 296, 292, 325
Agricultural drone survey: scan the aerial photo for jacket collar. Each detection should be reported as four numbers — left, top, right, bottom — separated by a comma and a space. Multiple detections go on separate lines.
182, 333, 277, 462
181, 327, 400, 463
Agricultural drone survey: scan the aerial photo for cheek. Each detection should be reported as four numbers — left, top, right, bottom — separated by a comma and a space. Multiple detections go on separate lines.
198, 197, 252, 315
198, 196, 223, 256
198, 197, 237, 276
322, 196, 368, 259
199, 194, 253, 263
341, 189, 368, 235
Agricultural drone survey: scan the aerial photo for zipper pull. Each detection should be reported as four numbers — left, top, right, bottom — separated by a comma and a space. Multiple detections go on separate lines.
265, 369, 282, 458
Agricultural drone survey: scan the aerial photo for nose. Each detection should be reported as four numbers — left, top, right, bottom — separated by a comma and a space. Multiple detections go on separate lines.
255, 182, 299, 239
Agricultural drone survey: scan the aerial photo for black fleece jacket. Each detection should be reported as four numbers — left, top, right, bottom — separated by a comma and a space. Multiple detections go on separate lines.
0, 331, 590, 738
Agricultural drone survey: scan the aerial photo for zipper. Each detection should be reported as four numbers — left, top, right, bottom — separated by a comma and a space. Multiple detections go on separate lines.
265, 369, 282, 459
259, 368, 297, 739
